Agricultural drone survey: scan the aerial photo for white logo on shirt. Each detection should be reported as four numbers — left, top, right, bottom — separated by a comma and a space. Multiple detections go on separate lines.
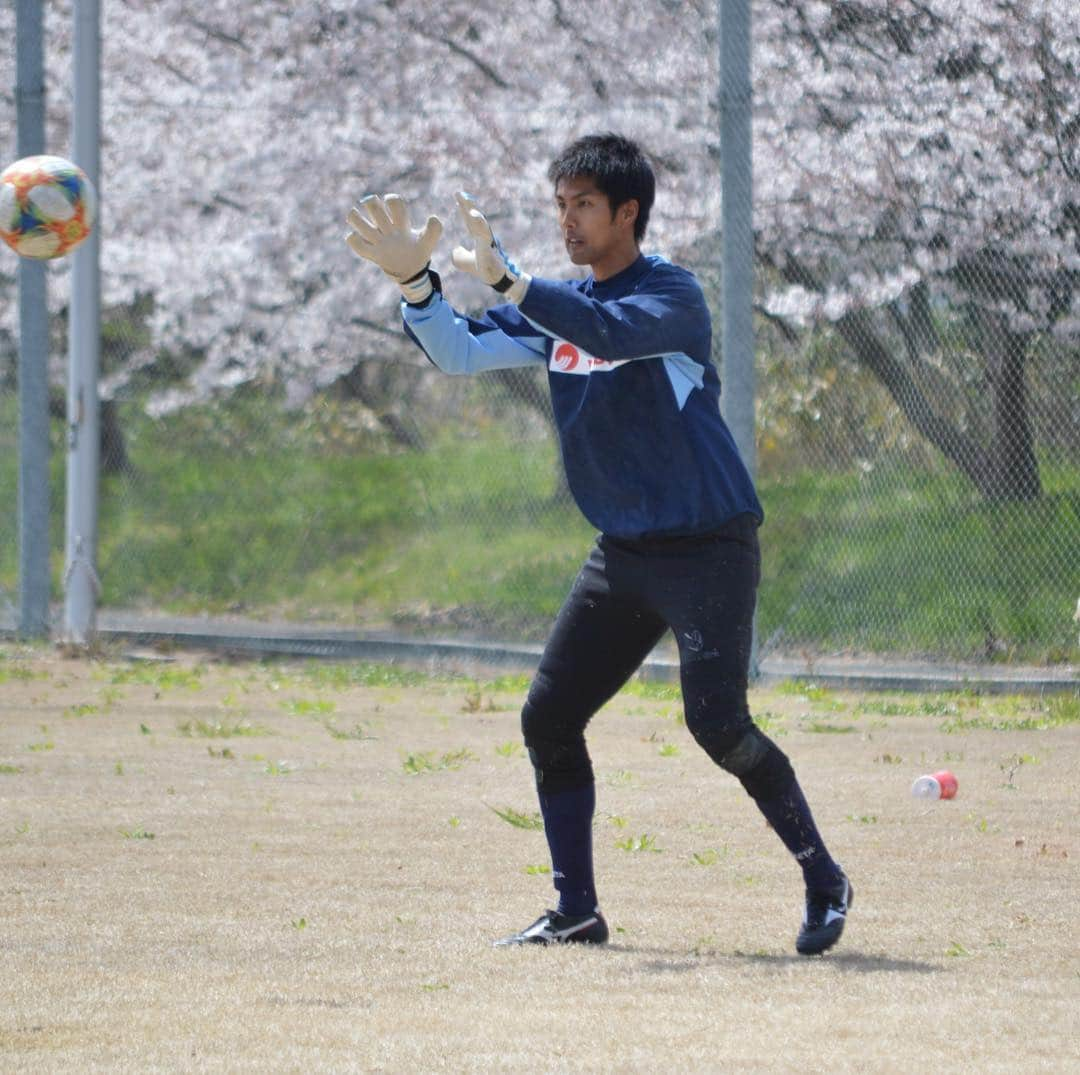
549, 338, 629, 376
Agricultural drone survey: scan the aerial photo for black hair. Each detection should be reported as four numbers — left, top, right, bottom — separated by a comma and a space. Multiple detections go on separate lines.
547, 132, 655, 243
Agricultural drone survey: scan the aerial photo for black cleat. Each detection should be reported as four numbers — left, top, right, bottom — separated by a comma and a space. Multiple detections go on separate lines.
494, 908, 609, 947
796, 872, 853, 955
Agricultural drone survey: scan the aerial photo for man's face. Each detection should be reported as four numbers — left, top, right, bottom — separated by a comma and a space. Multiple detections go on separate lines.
554, 176, 636, 268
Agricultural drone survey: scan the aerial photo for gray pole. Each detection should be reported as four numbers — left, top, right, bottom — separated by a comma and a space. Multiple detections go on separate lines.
16, 0, 50, 638
719, 0, 756, 478
65, 0, 102, 644
719, 0, 758, 672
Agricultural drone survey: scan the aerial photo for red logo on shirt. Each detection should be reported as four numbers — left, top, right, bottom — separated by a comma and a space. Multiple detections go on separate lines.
548, 337, 630, 376
553, 342, 580, 371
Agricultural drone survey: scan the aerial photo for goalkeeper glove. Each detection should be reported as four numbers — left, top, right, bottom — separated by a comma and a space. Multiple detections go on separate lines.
450, 192, 531, 304
346, 194, 443, 305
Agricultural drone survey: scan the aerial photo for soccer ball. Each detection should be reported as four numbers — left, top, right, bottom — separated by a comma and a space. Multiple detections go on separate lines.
0, 155, 97, 260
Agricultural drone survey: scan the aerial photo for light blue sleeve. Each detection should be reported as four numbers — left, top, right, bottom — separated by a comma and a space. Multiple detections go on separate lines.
402, 295, 548, 375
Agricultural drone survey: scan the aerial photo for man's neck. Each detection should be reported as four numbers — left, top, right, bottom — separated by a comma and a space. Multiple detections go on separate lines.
591, 245, 641, 282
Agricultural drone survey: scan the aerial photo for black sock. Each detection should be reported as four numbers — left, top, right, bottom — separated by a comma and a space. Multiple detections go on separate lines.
537, 781, 598, 916
753, 777, 842, 892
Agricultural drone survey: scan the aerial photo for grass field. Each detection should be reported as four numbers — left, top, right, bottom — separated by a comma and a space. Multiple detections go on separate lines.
1, 646, 1077, 1072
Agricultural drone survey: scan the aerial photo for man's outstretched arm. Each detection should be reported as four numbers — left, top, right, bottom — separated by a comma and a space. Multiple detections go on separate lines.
450, 192, 706, 361
403, 289, 547, 375
345, 192, 546, 375
517, 275, 706, 361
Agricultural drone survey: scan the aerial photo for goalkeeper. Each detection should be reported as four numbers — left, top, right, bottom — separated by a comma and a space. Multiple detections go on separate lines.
346, 132, 851, 956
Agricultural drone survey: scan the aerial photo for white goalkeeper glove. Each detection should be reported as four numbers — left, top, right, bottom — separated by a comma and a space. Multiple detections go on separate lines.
346, 194, 443, 305
450, 192, 531, 304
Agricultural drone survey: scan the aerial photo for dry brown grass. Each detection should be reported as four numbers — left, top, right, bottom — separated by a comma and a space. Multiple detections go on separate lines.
0, 647, 1077, 1073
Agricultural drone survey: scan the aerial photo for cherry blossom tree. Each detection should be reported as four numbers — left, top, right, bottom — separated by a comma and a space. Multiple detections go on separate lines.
754, 0, 1080, 501
0, 0, 1074, 499
1, 2, 718, 431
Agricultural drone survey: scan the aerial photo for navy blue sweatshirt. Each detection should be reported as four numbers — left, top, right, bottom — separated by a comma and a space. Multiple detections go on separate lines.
402, 253, 762, 539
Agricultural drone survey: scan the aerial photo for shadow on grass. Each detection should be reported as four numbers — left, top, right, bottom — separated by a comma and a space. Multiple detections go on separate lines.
611, 947, 938, 975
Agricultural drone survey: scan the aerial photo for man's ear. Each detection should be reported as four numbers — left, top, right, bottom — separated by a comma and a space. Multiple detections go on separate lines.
620, 199, 639, 230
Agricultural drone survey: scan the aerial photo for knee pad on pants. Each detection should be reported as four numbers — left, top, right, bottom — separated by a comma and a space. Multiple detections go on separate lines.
690, 720, 794, 801
521, 697, 593, 793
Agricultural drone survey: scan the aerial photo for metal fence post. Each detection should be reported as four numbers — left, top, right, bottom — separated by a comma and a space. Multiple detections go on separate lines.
16, 0, 50, 639
65, 0, 102, 644
719, 0, 758, 673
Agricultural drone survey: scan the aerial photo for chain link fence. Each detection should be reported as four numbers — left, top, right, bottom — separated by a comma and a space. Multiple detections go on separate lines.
1, 2, 1077, 671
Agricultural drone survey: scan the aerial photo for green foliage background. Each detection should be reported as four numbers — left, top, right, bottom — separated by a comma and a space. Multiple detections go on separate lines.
1, 391, 1076, 664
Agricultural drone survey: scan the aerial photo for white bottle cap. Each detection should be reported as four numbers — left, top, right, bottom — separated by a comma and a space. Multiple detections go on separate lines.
911, 774, 942, 799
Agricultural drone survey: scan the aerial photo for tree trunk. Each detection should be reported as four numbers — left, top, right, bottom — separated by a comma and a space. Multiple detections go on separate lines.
776, 253, 1042, 502
337, 362, 425, 450
978, 312, 1042, 501
832, 306, 999, 497
100, 399, 135, 477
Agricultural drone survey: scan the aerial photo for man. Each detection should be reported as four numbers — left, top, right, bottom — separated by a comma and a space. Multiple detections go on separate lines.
346, 132, 851, 955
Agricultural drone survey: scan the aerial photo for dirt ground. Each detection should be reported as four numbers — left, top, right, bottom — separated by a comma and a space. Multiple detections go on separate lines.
1, 647, 1077, 1073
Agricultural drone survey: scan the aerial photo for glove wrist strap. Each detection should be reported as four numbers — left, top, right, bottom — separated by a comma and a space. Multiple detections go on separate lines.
399, 265, 434, 305
491, 271, 530, 305
503, 272, 530, 305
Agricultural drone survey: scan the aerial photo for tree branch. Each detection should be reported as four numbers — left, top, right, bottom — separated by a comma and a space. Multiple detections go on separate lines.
407, 21, 509, 89
185, 16, 251, 53
779, 252, 995, 495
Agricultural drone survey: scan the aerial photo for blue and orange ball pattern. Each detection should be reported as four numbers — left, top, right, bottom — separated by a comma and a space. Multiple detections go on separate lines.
0, 155, 97, 259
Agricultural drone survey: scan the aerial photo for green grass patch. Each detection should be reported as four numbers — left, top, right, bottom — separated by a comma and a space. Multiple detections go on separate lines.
1045, 693, 1080, 724
757, 463, 1079, 662
105, 663, 205, 691
774, 681, 846, 708
324, 721, 373, 741
2, 397, 1076, 663
690, 848, 728, 866
279, 698, 336, 717
932, 691, 1080, 732
65, 702, 100, 718
753, 710, 787, 735
0, 664, 43, 684
615, 833, 662, 853
83, 405, 590, 636
481, 673, 533, 693
178, 718, 271, 738
274, 661, 432, 690
401, 748, 476, 775
621, 680, 683, 703
487, 805, 544, 830
803, 720, 857, 734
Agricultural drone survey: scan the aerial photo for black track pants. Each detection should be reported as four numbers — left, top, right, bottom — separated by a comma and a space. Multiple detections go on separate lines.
522, 513, 762, 790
